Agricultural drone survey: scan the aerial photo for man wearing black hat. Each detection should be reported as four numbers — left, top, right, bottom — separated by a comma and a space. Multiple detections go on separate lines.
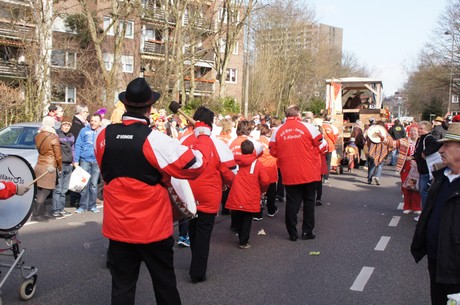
94, 78, 211, 305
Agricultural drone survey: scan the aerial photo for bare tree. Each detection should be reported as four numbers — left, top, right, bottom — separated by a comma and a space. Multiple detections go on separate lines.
251, 0, 316, 116
213, 0, 256, 98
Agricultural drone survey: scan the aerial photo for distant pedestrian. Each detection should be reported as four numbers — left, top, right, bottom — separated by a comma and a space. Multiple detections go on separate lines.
32, 116, 62, 222
74, 114, 102, 214
52, 117, 75, 217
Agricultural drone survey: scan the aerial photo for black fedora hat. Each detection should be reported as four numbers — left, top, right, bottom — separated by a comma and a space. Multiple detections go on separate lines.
118, 78, 160, 108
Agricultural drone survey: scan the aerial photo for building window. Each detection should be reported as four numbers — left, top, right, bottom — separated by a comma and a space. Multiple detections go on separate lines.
103, 53, 114, 71
51, 50, 77, 69
145, 28, 162, 42
219, 39, 238, 54
103, 17, 114, 36
104, 17, 134, 38
52, 85, 76, 104
233, 41, 239, 55
120, 21, 134, 39
219, 7, 240, 24
103, 53, 133, 72
121, 55, 134, 73
226, 68, 237, 83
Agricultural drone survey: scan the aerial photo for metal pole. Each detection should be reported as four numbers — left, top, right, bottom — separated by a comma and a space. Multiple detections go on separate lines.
446, 31, 454, 114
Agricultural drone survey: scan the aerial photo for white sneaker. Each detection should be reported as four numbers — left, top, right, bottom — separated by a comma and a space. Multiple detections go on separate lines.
403, 210, 411, 215
413, 211, 421, 215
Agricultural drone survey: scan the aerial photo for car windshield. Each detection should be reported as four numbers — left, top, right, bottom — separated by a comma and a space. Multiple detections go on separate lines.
0, 126, 38, 149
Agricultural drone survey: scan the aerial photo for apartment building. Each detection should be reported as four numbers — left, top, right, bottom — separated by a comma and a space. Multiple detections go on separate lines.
0, 0, 245, 110
0, 0, 33, 85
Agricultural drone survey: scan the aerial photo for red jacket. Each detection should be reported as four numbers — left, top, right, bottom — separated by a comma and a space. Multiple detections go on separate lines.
225, 154, 270, 213
0, 181, 16, 199
228, 136, 264, 157
181, 130, 235, 214
270, 117, 327, 185
95, 115, 210, 244
258, 136, 278, 183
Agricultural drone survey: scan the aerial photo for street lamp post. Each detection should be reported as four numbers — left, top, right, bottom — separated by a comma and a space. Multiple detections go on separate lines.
445, 31, 454, 114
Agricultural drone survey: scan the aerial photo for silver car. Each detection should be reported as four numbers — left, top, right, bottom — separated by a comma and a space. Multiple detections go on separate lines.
0, 122, 40, 167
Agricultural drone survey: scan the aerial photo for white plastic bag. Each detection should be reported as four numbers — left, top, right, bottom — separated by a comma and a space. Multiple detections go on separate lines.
68, 166, 91, 193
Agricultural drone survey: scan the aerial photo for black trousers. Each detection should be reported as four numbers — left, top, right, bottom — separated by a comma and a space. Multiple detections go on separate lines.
107, 237, 181, 305
428, 259, 460, 305
232, 210, 254, 245
316, 180, 323, 201
276, 169, 284, 198
266, 183, 278, 214
284, 182, 316, 239
324, 152, 332, 180
189, 211, 216, 278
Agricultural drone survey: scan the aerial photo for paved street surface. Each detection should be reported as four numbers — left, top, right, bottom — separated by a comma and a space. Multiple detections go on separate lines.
1, 165, 430, 305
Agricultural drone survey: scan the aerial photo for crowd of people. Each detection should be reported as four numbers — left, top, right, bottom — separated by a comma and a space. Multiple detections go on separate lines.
2, 77, 460, 305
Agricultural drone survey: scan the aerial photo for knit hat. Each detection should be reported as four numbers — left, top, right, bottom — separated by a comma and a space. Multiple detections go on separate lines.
61, 116, 72, 126
42, 116, 55, 128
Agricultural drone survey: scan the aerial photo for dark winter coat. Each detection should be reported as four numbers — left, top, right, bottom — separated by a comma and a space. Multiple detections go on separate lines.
411, 169, 460, 284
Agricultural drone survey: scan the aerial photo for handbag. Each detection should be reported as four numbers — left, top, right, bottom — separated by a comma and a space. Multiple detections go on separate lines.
403, 164, 419, 191
68, 166, 91, 193
423, 135, 443, 179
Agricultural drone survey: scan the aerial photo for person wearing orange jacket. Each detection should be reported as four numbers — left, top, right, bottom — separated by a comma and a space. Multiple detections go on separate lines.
322, 115, 339, 183
225, 140, 270, 248
95, 78, 211, 305
255, 124, 279, 218
270, 105, 327, 241
180, 106, 235, 284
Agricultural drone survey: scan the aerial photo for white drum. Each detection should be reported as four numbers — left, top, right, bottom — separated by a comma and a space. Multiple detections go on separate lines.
168, 177, 197, 222
0, 154, 36, 233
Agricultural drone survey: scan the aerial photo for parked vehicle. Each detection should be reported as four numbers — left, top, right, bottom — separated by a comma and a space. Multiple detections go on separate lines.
0, 122, 40, 167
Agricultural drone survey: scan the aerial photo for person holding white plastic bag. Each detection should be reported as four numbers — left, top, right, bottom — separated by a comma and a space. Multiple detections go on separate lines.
73, 114, 102, 214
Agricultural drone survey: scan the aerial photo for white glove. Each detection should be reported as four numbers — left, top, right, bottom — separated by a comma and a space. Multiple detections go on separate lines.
16, 184, 31, 196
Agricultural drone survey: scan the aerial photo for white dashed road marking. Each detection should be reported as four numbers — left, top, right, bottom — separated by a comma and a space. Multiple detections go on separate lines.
374, 236, 391, 251
397, 202, 404, 210
350, 267, 375, 291
388, 216, 400, 227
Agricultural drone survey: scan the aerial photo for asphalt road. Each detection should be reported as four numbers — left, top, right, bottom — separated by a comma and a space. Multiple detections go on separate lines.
0, 165, 430, 305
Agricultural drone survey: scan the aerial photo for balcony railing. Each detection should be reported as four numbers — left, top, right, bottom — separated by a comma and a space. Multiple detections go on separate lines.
184, 79, 214, 94
0, 0, 32, 6
0, 61, 27, 78
185, 47, 214, 62
143, 40, 166, 56
0, 21, 33, 40
141, 2, 174, 24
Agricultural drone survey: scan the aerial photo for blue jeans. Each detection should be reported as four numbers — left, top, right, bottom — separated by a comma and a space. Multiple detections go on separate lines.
419, 173, 430, 210
367, 157, 383, 182
390, 149, 398, 166
79, 160, 100, 211
52, 163, 73, 212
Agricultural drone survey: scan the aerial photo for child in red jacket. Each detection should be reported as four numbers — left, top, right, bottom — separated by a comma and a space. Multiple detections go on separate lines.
225, 140, 270, 249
